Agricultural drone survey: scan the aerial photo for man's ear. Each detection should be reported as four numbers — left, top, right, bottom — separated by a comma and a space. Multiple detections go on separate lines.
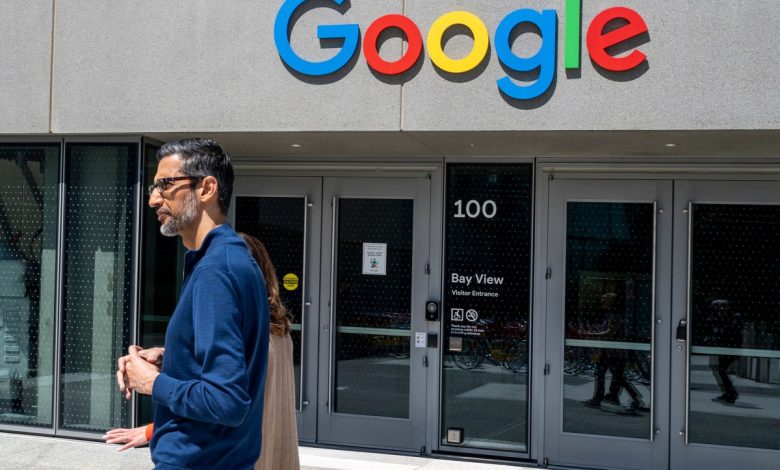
199, 176, 219, 206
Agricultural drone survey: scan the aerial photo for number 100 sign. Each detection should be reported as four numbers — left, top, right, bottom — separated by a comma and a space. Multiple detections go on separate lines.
453, 199, 497, 219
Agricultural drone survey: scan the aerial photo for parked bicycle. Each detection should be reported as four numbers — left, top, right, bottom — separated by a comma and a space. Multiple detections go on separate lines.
450, 318, 528, 373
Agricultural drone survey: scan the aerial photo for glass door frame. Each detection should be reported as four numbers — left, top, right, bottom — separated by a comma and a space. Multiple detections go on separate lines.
316, 176, 431, 452
230, 175, 322, 443
670, 180, 780, 470
535, 163, 780, 469
228, 161, 442, 455
537, 172, 673, 470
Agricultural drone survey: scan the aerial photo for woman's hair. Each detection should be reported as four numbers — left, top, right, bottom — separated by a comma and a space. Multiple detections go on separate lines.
238, 232, 291, 336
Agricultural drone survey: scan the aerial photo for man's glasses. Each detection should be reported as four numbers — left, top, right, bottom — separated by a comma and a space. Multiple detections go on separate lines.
147, 176, 202, 196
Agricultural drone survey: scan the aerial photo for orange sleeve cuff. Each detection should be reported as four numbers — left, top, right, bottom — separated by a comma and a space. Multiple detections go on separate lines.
145, 423, 154, 442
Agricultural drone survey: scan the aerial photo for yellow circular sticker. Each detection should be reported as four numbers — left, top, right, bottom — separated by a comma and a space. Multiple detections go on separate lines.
282, 273, 299, 291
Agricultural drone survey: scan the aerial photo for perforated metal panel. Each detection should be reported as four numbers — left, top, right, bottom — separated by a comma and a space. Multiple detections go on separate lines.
60, 144, 136, 432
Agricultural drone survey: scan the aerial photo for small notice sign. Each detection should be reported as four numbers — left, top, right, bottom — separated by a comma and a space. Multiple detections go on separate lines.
362, 242, 387, 275
282, 273, 299, 291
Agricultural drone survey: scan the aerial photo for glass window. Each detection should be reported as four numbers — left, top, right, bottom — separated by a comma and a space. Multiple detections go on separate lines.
334, 198, 414, 418
688, 204, 780, 450
561, 202, 654, 439
0, 144, 59, 427
235, 196, 306, 408
137, 144, 184, 425
60, 143, 137, 432
442, 164, 533, 452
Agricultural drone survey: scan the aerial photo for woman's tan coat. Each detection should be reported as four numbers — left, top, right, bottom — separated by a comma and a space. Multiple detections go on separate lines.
256, 333, 300, 470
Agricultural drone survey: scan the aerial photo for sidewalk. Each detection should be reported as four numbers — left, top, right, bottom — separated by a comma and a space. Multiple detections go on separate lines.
0, 432, 540, 470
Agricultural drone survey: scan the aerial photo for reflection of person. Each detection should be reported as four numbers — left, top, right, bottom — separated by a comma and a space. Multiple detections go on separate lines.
584, 292, 646, 413
106, 233, 299, 469
115, 138, 270, 469
706, 300, 742, 404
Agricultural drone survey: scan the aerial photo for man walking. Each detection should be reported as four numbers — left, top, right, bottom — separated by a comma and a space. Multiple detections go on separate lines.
117, 138, 270, 469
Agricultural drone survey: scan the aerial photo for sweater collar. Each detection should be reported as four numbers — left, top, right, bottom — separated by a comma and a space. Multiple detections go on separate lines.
183, 224, 233, 275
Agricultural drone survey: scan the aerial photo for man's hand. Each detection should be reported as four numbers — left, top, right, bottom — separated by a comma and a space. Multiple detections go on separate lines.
138, 347, 165, 366
125, 346, 161, 396
103, 426, 150, 451
117, 352, 132, 400
117, 346, 164, 399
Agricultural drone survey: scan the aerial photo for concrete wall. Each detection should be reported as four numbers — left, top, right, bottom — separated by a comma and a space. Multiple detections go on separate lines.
403, 0, 780, 131
3, 1, 778, 134
51, 0, 402, 133
0, 1, 52, 133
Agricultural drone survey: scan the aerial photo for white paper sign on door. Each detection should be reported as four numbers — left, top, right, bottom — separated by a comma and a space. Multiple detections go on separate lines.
415, 332, 427, 348
362, 242, 387, 275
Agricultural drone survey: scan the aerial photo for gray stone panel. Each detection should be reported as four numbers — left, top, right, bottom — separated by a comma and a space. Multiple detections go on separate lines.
46, 0, 780, 133
52, 0, 403, 133
401, 0, 780, 131
0, 1, 52, 134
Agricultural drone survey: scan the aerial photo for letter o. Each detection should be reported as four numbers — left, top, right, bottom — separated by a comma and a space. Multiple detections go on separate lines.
363, 14, 423, 75
426, 11, 489, 74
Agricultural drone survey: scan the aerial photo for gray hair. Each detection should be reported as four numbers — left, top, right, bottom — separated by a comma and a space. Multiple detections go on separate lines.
157, 138, 234, 214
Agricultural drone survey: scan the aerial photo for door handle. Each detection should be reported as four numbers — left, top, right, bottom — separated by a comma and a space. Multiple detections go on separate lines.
676, 319, 687, 342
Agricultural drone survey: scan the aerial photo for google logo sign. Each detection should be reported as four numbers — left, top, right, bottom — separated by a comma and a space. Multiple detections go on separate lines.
275, 0, 649, 100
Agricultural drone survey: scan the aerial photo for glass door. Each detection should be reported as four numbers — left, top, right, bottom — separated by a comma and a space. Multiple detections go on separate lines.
670, 181, 780, 469
317, 177, 430, 451
544, 179, 672, 470
231, 176, 322, 442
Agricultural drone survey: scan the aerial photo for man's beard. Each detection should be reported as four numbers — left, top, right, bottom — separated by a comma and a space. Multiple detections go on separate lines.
160, 190, 199, 237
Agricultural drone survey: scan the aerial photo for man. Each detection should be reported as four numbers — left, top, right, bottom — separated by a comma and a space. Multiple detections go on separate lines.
116, 138, 270, 469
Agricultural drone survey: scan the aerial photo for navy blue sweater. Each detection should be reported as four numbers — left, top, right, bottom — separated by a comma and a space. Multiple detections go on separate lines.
150, 225, 270, 470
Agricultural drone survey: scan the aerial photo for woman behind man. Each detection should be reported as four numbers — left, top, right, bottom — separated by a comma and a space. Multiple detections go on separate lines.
104, 233, 300, 470
242, 233, 300, 470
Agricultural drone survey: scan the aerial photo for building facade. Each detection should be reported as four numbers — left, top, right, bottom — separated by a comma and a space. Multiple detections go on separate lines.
0, 1, 778, 469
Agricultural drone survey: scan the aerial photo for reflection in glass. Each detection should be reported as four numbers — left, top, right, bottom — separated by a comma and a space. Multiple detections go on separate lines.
688, 204, 780, 450
442, 164, 533, 451
235, 196, 306, 407
60, 144, 136, 431
563, 202, 654, 439
0, 145, 58, 427
334, 198, 413, 418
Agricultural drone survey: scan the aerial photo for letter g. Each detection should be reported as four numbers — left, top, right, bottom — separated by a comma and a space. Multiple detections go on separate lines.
495, 9, 558, 100
274, 0, 360, 76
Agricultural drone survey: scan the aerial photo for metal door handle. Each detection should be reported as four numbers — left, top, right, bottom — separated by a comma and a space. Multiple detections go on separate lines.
676, 320, 687, 342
